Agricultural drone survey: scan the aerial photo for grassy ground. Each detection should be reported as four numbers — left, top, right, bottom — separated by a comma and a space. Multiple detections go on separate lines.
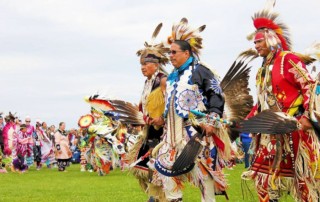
0, 164, 295, 202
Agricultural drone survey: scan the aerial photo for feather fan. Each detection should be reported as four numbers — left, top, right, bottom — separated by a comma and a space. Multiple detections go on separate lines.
85, 95, 115, 111
171, 114, 204, 173
85, 93, 144, 125
107, 99, 145, 125
237, 109, 298, 134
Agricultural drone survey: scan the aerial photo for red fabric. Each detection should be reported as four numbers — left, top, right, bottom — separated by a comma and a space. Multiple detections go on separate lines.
246, 104, 258, 119
212, 134, 225, 152
254, 32, 265, 42
2, 122, 15, 155
250, 51, 317, 202
254, 18, 280, 31
272, 51, 314, 112
143, 115, 150, 124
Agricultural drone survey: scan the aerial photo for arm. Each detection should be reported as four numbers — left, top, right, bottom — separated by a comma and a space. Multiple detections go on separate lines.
191, 65, 224, 116
160, 76, 167, 95
150, 77, 167, 127
283, 54, 314, 130
192, 65, 225, 135
283, 54, 314, 112
15, 132, 29, 144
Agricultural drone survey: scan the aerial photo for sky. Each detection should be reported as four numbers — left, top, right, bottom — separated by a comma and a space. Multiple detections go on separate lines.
1, 0, 319, 128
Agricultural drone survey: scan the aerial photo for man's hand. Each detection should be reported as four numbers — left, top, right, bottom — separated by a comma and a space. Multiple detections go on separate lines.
299, 116, 313, 131
150, 117, 165, 127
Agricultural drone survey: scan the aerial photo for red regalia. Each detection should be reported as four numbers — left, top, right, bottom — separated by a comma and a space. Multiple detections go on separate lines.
242, 1, 320, 202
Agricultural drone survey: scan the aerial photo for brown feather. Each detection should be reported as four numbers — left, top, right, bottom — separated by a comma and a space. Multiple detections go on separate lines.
151, 23, 163, 43
294, 52, 316, 66
238, 109, 298, 134
106, 99, 145, 125
220, 57, 254, 141
238, 49, 259, 59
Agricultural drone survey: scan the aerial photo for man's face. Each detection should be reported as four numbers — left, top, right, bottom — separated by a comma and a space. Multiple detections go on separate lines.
50, 126, 55, 131
170, 43, 190, 68
0, 118, 3, 125
42, 122, 47, 129
141, 62, 158, 79
25, 119, 31, 126
60, 123, 66, 131
254, 33, 270, 57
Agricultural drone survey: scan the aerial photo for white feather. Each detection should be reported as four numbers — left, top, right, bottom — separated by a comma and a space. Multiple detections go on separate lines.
304, 41, 320, 60
263, 0, 276, 12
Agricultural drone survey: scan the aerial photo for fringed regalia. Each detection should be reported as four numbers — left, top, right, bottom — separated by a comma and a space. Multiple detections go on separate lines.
40, 129, 56, 167
153, 59, 232, 202
12, 129, 30, 172
126, 71, 166, 191
242, 49, 320, 202
78, 112, 118, 175
124, 22, 169, 201
240, 2, 320, 199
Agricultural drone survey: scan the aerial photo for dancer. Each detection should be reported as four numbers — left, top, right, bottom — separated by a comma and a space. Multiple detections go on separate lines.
12, 124, 30, 173
54, 122, 72, 171
241, 1, 320, 201
128, 22, 169, 201
153, 18, 234, 202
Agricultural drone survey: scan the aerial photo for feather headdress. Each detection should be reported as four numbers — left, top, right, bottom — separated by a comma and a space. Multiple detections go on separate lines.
136, 23, 170, 67
247, 0, 291, 51
167, 18, 206, 58
4, 112, 15, 122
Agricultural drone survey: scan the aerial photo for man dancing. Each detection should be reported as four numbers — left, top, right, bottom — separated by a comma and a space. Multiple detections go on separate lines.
130, 22, 169, 202
153, 18, 233, 202
241, 2, 320, 201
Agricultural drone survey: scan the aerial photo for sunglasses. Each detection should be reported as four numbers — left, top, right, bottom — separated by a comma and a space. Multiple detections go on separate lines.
26, 121, 30, 122
168, 50, 185, 55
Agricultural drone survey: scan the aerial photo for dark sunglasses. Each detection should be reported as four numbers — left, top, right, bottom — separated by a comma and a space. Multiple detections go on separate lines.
168, 50, 185, 55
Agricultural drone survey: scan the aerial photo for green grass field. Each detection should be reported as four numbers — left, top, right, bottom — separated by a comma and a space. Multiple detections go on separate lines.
0, 164, 295, 202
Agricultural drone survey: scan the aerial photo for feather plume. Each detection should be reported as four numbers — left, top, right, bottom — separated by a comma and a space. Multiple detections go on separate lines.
247, 31, 256, 41
137, 23, 170, 66
108, 100, 145, 125
84, 93, 145, 125
237, 109, 298, 134
238, 49, 259, 60
150, 23, 162, 45
249, 1, 291, 51
263, 0, 276, 12
304, 41, 320, 61
294, 52, 316, 66
220, 56, 254, 141
85, 95, 115, 111
168, 18, 206, 57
